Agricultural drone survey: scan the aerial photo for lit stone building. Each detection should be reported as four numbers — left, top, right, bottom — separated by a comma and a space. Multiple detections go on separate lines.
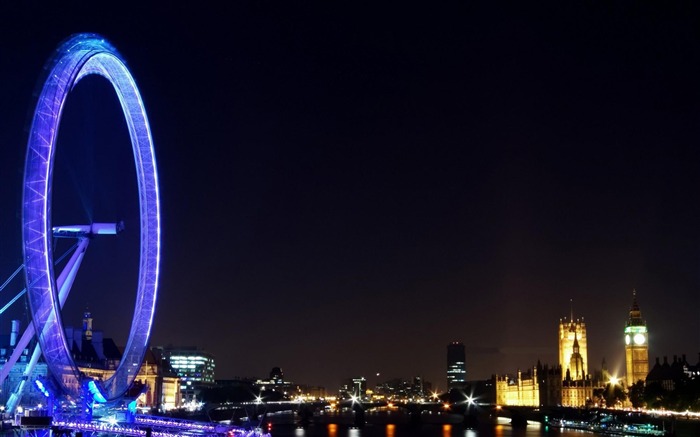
561, 377, 594, 407
494, 309, 606, 408
78, 350, 181, 411
624, 290, 649, 387
559, 313, 588, 378
66, 312, 181, 411
558, 308, 594, 406
0, 316, 180, 411
495, 368, 539, 407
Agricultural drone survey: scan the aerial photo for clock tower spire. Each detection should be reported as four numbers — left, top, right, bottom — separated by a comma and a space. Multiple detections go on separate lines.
624, 289, 649, 387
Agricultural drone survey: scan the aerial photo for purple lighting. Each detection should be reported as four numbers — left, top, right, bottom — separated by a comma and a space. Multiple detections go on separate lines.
51, 416, 270, 437
22, 33, 160, 401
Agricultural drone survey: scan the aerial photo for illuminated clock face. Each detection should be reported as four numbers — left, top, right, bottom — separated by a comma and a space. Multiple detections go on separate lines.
633, 333, 646, 345
625, 334, 631, 345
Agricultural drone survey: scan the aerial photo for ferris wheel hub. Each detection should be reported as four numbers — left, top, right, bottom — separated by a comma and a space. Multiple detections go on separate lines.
52, 221, 125, 238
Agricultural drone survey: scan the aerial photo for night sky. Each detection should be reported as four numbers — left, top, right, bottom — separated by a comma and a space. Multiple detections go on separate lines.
2, 2, 700, 393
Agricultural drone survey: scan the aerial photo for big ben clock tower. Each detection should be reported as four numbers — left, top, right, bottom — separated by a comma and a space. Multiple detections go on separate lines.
624, 290, 649, 387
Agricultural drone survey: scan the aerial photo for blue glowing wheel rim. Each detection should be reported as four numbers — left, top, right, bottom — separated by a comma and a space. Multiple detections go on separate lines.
22, 33, 160, 401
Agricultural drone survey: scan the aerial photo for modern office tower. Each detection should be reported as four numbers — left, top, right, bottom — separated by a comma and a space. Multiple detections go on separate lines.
447, 341, 466, 390
413, 376, 424, 398
625, 290, 649, 387
352, 376, 367, 399
158, 346, 216, 403
559, 308, 588, 379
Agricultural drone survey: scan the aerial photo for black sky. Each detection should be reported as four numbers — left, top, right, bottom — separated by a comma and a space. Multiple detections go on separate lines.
2, 2, 700, 392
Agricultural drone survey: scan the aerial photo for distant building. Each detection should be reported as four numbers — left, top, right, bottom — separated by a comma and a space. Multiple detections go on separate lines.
413, 376, 425, 398
463, 379, 495, 404
254, 367, 304, 399
338, 377, 367, 400
65, 310, 122, 370
156, 346, 215, 403
624, 290, 649, 387
352, 377, 367, 399
66, 312, 181, 411
299, 385, 327, 399
0, 320, 49, 409
447, 342, 466, 390
270, 366, 283, 383
374, 376, 427, 401
646, 354, 698, 392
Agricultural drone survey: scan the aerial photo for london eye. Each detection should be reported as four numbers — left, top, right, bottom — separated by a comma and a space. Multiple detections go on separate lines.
20, 33, 160, 403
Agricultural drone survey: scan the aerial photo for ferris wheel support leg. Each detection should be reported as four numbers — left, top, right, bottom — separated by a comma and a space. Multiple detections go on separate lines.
54, 237, 90, 304
4, 342, 42, 414
0, 238, 90, 411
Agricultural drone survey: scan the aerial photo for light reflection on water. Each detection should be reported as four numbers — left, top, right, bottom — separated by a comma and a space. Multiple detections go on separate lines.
274, 422, 589, 437
442, 424, 451, 437
327, 424, 338, 437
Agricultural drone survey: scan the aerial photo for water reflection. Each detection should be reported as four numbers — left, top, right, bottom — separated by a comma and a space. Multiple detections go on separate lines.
493, 424, 504, 437
327, 423, 337, 437
273, 422, 597, 437
442, 424, 451, 437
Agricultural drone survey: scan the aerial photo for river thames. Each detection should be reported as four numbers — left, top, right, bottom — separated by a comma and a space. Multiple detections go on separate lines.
268, 420, 593, 437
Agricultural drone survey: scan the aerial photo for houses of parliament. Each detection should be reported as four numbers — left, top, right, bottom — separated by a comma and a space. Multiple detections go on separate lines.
495, 291, 650, 407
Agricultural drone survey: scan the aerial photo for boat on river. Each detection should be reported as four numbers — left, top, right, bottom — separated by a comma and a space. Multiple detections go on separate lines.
548, 415, 669, 436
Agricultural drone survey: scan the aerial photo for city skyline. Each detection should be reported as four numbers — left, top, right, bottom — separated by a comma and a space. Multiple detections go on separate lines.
8, 288, 687, 394
1, 3, 700, 392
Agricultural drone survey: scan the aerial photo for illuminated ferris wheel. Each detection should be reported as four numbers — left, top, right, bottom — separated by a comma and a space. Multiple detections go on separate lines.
17, 33, 160, 403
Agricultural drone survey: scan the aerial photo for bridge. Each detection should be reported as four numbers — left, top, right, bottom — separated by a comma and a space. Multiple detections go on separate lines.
206, 399, 544, 429
207, 398, 685, 435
